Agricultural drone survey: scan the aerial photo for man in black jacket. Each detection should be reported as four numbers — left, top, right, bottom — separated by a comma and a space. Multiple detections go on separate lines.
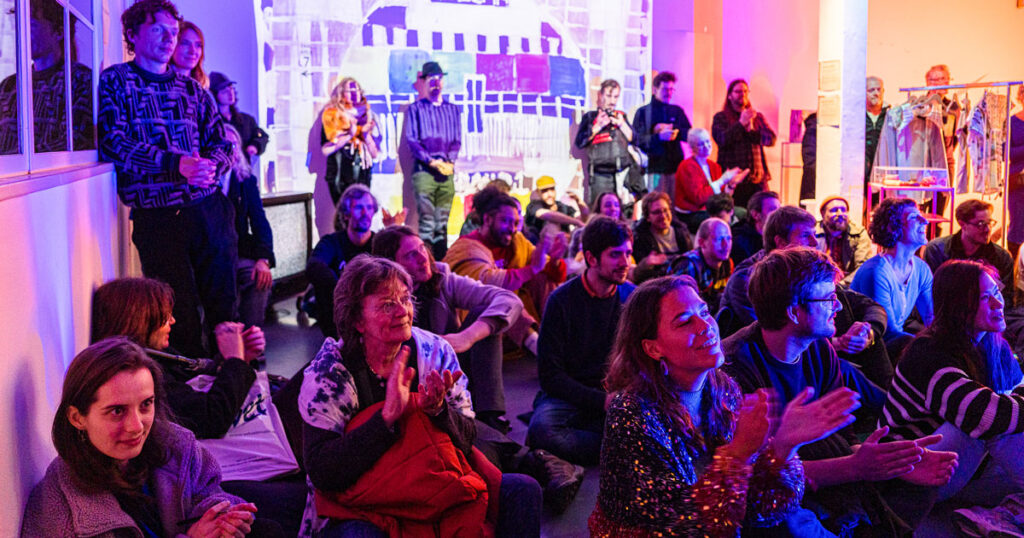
631, 191, 693, 283
633, 71, 691, 200
575, 79, 634, 205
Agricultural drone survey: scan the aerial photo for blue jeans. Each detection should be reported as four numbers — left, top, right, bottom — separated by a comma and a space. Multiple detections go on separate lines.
320, 474, 540, 538
931, 422, 1024, 504
526, 392, 604, 465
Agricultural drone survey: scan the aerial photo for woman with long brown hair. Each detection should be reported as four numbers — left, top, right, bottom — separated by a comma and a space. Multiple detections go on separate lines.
590, 275, 859, 536
171, 20, 208, 89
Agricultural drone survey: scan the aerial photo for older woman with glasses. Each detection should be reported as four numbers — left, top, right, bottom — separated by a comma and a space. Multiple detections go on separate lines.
851, 197, 935, 360
298, 255, 540, 537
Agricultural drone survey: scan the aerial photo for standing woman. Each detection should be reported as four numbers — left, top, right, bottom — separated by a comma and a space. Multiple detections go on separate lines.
21, 337, 281, 537
171, 20, 208, 89
321, 77, 381, 204
590, 275, 860, 536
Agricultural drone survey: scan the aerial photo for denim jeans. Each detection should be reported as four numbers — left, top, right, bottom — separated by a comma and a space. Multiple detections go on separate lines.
931, 422, 1024, 504
320, 473, 541, 538
236, 257, 271, 328
526, 392, 604, 465
412, 170, 455, 252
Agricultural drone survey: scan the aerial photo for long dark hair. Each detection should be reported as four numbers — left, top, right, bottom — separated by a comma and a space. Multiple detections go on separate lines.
53, 338, 172, 498
92, 278, 174, 348
372, 225, 443, 295
922, 260, 1019, 391
605, 276, 740, 451
722, 78, 747, 112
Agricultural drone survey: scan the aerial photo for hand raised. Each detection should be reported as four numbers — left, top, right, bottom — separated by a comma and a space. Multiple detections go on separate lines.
529, 234, 553, 273
382, 346, 415, 426
382, 207, 408, 227
722, 389, 773, 463
773, 387, 859, 459
419, 369, 463, 415
548, 232, 569, 260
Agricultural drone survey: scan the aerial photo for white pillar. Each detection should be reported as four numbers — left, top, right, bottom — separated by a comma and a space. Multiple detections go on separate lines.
816, 0, 868, 218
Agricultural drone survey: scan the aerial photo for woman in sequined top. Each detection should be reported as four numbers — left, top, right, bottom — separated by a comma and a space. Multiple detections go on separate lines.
590, 275, 860, 537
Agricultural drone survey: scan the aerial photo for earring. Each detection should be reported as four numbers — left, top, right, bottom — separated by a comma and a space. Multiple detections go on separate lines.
77, 429, 86, 442
661, 360, 669, 376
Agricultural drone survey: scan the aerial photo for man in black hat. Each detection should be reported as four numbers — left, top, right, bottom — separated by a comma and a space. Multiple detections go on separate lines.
209, 71, 268, 161
403, 60, 462, 259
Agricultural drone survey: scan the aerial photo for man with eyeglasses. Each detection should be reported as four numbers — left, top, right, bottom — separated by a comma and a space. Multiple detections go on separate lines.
722, 247, 955, 536
923, 199, 1014, 307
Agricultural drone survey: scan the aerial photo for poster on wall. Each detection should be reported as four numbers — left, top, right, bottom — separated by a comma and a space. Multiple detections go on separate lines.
254, 0, 651, 236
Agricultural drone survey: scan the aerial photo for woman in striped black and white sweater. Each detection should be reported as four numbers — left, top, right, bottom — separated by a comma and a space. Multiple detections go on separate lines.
882, 259, 1024, 510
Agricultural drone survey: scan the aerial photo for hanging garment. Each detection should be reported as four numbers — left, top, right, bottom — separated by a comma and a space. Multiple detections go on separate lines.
873, 97, 948, 203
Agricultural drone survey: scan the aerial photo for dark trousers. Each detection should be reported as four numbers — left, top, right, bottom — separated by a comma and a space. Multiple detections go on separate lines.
455, 306, 505, 415
526, 392, 604, 466
221, 474, 307, 537
132, 193, 239, 357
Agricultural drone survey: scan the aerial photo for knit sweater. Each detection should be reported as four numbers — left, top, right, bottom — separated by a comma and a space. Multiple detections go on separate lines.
882, 334, 1024, 441
98, 61, 231, 209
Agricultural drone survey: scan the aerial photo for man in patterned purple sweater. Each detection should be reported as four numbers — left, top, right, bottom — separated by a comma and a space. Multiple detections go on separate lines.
98, 0, 235, 357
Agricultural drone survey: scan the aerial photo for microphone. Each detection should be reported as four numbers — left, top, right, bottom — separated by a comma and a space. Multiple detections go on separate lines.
145, 348, 219, 374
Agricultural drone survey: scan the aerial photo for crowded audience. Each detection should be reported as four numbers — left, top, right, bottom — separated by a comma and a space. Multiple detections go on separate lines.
21, 1, 1024, 536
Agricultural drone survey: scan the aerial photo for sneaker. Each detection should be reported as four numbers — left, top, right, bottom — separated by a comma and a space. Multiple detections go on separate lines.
521, 449, 585, 515
953, 502, 1024, 538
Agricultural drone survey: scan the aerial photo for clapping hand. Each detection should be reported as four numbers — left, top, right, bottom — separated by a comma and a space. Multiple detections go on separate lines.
242, 326, 266, 363
850, 426, 926, 481
382, 346, 415, 427
831, 322, 874, 354
739, 107, 757, 128
419, 369, 462, 415
722, 389, 774, 464
772, 387, 860, 460
186, 500, 257, 538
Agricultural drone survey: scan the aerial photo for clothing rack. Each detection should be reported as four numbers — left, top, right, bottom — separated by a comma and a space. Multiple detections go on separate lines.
899, 80, 1023, 247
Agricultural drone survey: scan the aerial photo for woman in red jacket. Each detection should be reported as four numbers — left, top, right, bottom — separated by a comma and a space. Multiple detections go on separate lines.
674, 128, 748, 231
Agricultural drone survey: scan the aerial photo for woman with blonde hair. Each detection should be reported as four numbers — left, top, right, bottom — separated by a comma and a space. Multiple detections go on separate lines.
321, 77, 381, 203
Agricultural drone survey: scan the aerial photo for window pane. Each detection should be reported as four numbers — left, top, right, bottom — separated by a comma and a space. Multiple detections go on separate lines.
0, 0, 19, 155
68, 0, 90, 23
70, 12, 93, 150
31, 0, 69, 153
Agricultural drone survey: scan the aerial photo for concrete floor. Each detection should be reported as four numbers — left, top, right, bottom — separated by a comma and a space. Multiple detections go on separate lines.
263, 298, 597, 538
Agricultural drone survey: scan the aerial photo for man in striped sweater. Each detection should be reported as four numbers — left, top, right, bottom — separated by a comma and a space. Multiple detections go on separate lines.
98, 0, 235, 357
404, 61, 462, 260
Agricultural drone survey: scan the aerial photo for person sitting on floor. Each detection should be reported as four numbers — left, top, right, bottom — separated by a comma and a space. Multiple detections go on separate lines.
706, 192, 737, 224
590, 275, 860, 537
527, 216, 635, 466
307, 184, 402, 338
851, 197, 934, 361
923, 199, 1014, 308
91, 277, 306, 536
632, 191, 694, 283
882, 260, 1024, 531
568, 190, 625, 261
730, 190, 780, 267
723, 247, 957, 535
815, 195, 872, 286
524, 175, 586, 242
372, 224, 586, 513
670, 217, 734, 312
298, 255, 541, 537
444, 186, 568, 355
21, 337, 283, 537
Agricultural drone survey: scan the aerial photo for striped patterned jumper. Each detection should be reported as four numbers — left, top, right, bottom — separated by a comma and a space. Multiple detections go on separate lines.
882, 334, 1024, 441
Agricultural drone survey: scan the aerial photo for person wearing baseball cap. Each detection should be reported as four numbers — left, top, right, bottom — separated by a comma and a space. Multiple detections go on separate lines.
524, 175, 586, 241
209, 71, 269, 161
404, 60, 461, 259
815, 195, 872, 285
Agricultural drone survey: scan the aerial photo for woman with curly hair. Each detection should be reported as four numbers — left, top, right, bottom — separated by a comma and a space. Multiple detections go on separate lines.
321, 77, 381, 203
590, 275, 859, 536
851, 197, 934, 360
171, 21, 208, 89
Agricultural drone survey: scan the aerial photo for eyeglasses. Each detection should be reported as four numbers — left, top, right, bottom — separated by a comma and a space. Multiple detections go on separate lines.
373, 295, 414, 316
802, 293, 839, 306
966, 219, 997, 229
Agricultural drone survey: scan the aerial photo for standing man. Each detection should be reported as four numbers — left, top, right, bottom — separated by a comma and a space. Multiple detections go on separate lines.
712, 78, 777, 208
575, 79, 634, 206
98, 0, 234, 357
404, 61, 462, 260
632, 71, 691, 199
865, 76, 889, 192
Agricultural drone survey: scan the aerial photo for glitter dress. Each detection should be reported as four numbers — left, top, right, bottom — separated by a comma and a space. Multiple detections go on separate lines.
589, 388, 804, 537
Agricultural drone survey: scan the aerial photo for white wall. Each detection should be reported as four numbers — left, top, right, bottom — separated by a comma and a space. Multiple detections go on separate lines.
868, 0, 1024, 101
0, 166, 121, 535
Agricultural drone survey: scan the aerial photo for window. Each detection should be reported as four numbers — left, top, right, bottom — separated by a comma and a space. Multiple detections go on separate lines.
0, 0, 99, 178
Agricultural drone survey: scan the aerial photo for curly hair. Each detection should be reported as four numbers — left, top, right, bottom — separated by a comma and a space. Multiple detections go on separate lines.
121, 0, 181, 55
652, 71, 676, 88
605, 276, 740, 452
53, 337, 172, 501
748, 247, 840, 331
868, 197, 917, 248
333, 255, 414, 358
